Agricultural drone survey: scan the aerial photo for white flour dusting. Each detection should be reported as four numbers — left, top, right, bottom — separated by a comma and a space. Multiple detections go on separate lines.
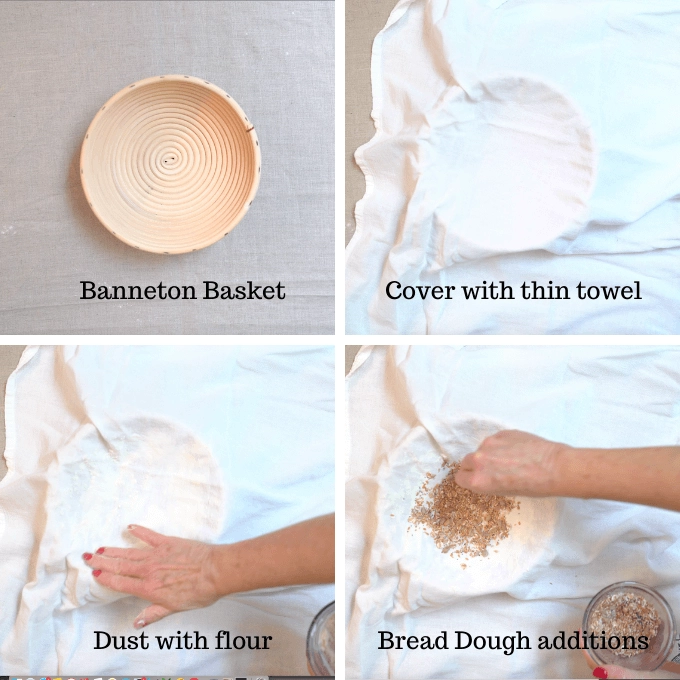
41, 417, 226, 610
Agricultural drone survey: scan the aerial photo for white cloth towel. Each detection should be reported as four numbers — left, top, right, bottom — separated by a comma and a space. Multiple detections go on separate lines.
0, 345, 334, 675
391, 74, 596, 265
346, 0, 680, 333
346, 346, 680, 679
360, 414, 557, 617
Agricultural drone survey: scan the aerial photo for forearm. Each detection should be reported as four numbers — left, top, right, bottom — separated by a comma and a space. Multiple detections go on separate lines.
554, 445, 680, 511
210, 514, 335, 597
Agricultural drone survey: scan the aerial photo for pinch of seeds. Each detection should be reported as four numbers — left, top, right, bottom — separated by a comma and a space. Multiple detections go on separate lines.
408, 461, 518, 559
589, 592, 661, 657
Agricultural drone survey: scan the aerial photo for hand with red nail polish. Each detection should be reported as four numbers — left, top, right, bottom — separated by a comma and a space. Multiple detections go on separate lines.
589, 665, 649, 679
84, 515, 334, 629
581, 645, 667, 678
85, 525, 217, 628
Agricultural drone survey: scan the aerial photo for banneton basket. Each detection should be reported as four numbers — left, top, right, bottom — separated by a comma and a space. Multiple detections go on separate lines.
81, 75, 261, 254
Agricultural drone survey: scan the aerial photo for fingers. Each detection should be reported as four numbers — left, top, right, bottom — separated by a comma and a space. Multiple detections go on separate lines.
458, 452, 477, 471
134, 604, 173, 629
85, 553, 149, 578
594, 665, 644, 679
82, 524, 164, 563
455, 470, 491, 494
82, 525, 168, 583
93, 570, 148, 598
456, 452, 481, 489
128, 524, 168, 547
86, 546, 149, 561
581, 646, 645, 679
455, 453, 487, 493
454, 467, 475, 489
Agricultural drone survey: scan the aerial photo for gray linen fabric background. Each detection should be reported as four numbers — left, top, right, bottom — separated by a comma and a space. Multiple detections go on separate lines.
0, 1, 333, 334
345, 344, 360, 374
345, 0, 394, 245
0, 345, 24, 481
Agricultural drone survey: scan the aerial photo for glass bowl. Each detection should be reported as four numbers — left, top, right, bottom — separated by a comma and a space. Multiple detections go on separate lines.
306, 600, 335, 676
583, 581, 676, 671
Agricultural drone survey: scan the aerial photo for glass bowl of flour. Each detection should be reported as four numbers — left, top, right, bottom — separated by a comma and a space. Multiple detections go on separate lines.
307, 600, 334, 676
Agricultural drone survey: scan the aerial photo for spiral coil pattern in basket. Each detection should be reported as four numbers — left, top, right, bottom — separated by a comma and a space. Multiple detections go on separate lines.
81, 75, 260, 254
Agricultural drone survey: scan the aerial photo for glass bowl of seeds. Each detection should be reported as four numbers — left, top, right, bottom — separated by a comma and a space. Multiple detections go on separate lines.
583, 582, 676, 671
307, 600, 335, 676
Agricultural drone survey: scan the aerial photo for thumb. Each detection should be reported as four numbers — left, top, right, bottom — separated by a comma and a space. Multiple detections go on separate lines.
133, 604, 173, 629
454, 468, 474, 489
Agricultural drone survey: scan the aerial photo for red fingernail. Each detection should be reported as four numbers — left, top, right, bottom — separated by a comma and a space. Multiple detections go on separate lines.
96, 547, 105, 554
592, 668, 608, 679
92, 569, 102, 577
82, 553, 93, 561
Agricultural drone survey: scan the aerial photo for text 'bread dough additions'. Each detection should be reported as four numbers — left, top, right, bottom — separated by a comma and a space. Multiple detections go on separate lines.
408, 462, 519, 566
589, 593, 661, 657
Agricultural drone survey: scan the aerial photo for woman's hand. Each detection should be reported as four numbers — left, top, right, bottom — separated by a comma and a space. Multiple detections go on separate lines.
454, 432, 680, 511
84, 514, 335, 629
84, 524, 220, 629
454, 429, 567, 496
580, 642, 664, 679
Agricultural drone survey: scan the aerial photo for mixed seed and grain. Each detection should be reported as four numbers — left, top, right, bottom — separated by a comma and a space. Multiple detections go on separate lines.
408, 461, 519, 567
589, 592, 661, 657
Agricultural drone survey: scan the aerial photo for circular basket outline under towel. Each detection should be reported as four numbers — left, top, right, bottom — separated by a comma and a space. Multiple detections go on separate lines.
80, 75, 261, 254
418, 73, 597, 264
365, 415, 558, 615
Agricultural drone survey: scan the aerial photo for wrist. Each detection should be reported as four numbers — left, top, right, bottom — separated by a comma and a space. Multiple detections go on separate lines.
205, 544, 225, 600
207, 543, 244, 599
551, 443, 608, 499
549, 441, 575, 496
208, 541, 262, 599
